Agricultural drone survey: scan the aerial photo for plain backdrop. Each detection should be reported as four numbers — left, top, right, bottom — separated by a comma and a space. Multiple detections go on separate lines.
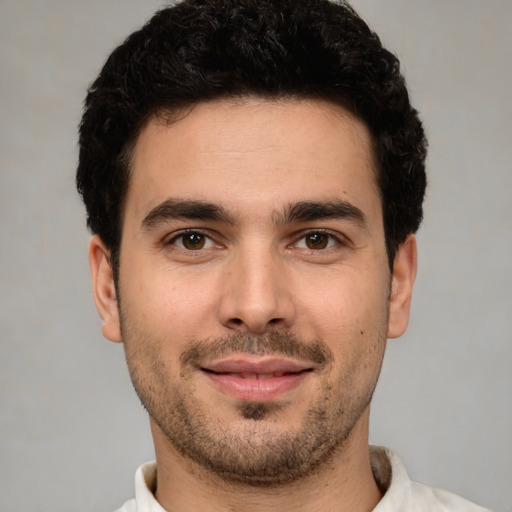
1, 1, 510, 511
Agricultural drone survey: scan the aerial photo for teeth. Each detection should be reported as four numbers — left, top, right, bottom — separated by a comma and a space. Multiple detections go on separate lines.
235, 372, 287, 379
239, 372, 257, 380
213, 371, 299, 379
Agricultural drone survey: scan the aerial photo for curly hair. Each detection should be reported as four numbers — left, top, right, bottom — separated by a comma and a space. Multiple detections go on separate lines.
77, 0, 427, 274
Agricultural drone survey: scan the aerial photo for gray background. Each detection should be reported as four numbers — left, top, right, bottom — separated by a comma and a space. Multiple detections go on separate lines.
1, 1, 510, 511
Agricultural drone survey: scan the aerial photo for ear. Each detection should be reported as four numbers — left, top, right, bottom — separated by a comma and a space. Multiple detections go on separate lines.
89, 235, 122, 343
387, 234, 417, 339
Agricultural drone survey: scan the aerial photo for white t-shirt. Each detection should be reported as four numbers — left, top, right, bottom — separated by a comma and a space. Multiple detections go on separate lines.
115, 446, 493, 511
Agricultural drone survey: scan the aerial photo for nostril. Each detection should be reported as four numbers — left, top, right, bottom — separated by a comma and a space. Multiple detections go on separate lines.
231, 318, 243, 325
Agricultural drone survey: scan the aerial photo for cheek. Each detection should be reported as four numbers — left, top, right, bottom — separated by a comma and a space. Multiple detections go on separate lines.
295, 271, 389, 389
120, 260, 222, 342
296, 270, 389, 338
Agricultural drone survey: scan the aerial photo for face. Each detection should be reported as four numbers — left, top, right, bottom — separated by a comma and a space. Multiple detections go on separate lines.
90, 98, 416, 486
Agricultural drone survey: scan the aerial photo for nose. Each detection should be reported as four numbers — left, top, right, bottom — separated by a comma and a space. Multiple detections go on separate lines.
218, 247, 296, 334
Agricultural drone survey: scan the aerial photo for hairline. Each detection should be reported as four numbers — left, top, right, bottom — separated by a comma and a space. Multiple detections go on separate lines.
109, 93, 390, 282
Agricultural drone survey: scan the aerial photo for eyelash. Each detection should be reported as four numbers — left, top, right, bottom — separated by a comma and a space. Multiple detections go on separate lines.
165, 229, 345, 252
165, 229, 219, 251
292, 229, 345, 251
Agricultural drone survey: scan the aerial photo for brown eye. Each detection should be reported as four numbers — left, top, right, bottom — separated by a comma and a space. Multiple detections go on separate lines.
180, 232, 206, 250
304, 232, 330, 250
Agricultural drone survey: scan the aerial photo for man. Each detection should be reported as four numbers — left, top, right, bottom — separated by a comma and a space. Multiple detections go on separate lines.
76, 0, 492, 510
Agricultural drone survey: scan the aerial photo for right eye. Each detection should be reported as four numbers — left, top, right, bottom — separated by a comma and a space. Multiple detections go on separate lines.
168, 231, 216, 251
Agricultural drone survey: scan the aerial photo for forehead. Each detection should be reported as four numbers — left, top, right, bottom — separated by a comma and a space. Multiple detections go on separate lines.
126, 98, 381, 225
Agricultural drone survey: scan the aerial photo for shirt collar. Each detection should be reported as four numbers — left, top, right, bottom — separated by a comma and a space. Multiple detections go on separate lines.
132, 446, 408, 511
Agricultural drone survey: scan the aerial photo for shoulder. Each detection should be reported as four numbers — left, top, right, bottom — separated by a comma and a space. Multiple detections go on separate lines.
113, 461, 160, 512
114, 498, 136, 512
409, 481, 494, 511
371, 446, 494, 512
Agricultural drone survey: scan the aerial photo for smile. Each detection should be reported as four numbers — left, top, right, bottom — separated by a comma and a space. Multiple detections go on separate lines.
218, 372, 297, 379
200, 357, 313, 401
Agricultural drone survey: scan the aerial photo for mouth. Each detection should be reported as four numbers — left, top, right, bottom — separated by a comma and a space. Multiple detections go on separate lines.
204, 370, 307, 379
200, 357, 314, 401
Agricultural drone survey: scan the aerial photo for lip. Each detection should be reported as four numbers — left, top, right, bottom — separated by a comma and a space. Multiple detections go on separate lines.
200, 356, 313, 401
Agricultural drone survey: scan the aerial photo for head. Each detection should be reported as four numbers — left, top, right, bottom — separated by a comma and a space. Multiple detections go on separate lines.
77, 0, 427, 281
78, 0, 427, 488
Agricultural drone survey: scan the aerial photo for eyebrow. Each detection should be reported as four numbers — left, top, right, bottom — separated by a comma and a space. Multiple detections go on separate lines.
279, 200, 366, 227
141, 199, 235, 230
141, 198, 366, 230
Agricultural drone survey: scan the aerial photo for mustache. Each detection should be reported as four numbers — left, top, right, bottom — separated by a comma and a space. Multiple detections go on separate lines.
180, 331, 333, 368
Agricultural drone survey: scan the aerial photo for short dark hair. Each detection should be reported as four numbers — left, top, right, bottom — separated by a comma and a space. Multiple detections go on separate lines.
77, 0, 427, 274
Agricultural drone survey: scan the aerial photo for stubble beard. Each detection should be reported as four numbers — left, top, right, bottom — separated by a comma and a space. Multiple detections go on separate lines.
122, 328, 386, 487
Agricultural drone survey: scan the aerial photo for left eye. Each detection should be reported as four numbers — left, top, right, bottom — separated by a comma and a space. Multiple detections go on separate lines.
295, 232, 337, 250
171, 232, 216, 250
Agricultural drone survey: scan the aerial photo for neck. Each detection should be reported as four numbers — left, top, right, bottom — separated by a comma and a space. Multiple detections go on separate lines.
151, 412, 382, 512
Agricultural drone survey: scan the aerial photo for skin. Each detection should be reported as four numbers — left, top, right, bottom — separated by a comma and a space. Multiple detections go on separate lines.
89, 98, 417, 511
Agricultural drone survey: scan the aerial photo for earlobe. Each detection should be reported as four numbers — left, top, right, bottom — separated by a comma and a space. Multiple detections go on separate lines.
89, 235, 122, 343
387, 234, 417, 339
